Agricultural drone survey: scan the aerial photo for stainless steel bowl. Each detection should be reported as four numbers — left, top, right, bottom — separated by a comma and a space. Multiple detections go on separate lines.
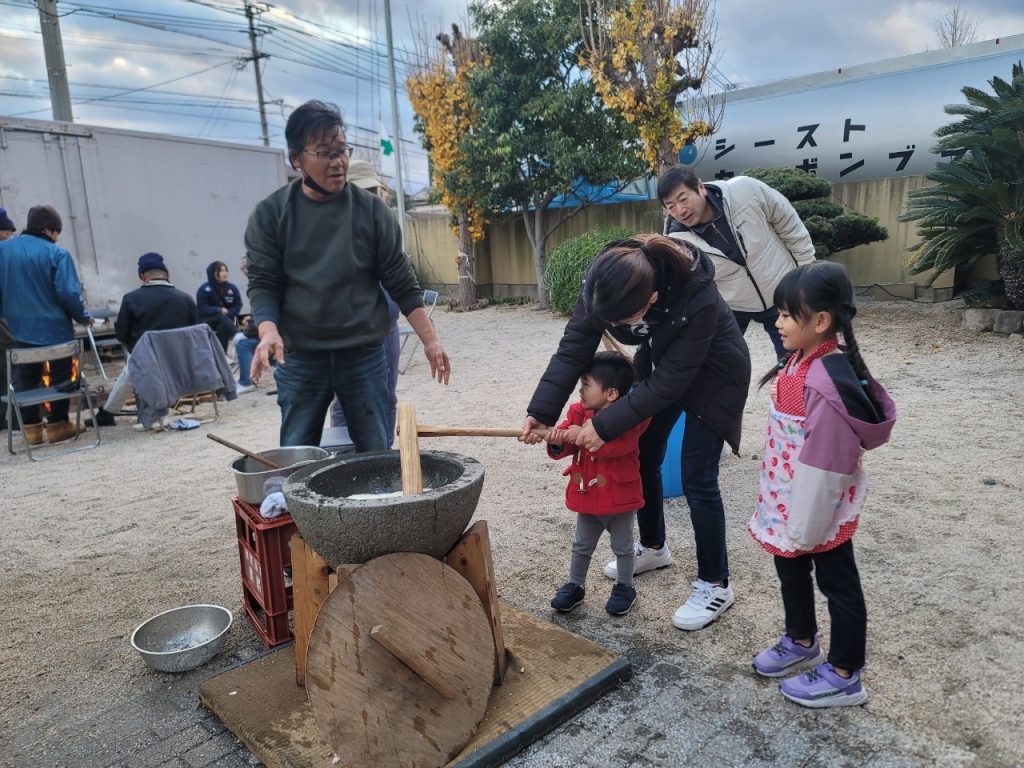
230, 446, 331, 504
130, 604, 233, 673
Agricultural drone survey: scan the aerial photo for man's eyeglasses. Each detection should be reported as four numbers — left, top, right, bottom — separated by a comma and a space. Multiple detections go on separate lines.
303, 146, 354, 161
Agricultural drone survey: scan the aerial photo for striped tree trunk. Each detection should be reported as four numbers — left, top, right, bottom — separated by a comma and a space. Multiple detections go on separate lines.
455, 213, 478, 310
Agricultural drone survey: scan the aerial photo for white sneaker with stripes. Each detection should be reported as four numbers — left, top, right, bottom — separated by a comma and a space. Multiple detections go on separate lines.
672, 579, 734, 630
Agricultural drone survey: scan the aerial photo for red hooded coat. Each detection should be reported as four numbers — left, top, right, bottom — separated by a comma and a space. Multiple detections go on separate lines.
547, 401, 651, 515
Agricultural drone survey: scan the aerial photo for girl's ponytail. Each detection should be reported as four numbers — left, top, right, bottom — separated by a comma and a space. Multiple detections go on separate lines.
758, 358, 786, 389
838, 309, 882, 414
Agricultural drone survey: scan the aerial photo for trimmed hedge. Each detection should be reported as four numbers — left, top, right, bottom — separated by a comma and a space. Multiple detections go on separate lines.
545, 227, 635, 316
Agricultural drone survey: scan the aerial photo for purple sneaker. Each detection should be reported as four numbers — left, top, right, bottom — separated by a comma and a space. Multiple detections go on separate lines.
752, 634, 824, 678
779, 662, 868, 708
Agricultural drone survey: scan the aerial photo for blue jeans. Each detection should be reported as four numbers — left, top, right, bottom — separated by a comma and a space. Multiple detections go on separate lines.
330, 322, 400, 443
733, 307, 787, 359
637, 402, 729, 583
235, 337, 258, 386
274, 344, 389, 451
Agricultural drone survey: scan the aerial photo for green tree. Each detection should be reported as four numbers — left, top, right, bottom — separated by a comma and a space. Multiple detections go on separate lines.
901, 61, 1024, 308
408, 25, 486, 310
466, 0, 647, 309
545, 227, 635, 315
744, 167, 888, 258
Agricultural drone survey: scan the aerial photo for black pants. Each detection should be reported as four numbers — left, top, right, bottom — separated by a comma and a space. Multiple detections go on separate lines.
733, 307, 787, 360
12, 354, 73, 424
773, 539, 866, 670
637, 401, 729, 583
204, 314, 236, 352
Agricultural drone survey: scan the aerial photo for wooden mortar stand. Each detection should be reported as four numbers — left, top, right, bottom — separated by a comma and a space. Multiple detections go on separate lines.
293, 402, 509, 686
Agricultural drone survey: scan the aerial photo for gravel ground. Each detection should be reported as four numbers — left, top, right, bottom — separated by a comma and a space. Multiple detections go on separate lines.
1, 296, 1021, 767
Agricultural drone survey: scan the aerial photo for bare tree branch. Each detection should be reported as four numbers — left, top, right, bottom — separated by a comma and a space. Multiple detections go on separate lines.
933, 1, 979, 48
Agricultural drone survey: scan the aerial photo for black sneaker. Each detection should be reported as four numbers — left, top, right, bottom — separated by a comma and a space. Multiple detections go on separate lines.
550, 582, 585, 612
85, 408, 117, 428
605, 583, 637, 615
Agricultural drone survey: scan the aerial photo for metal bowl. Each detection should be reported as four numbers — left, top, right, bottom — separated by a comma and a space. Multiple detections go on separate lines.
230, 446, 331, 504
130, 604, 233, 673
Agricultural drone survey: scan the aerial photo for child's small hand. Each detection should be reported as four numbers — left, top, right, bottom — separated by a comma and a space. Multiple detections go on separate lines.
563, 425, 582, 443
546, 428, 568, 445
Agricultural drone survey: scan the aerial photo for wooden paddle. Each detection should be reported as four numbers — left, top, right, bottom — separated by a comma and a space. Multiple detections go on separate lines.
206, 433, 282, 470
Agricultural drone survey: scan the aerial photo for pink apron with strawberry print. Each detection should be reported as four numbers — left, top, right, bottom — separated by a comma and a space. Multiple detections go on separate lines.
749, 403, 866, 558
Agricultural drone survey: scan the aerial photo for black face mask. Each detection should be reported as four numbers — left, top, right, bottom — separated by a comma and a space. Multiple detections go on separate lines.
627, 320, 651, 337
302, 174, 333, 196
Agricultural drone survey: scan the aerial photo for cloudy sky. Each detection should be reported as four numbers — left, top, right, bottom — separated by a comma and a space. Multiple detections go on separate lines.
1, 0, 1022, 193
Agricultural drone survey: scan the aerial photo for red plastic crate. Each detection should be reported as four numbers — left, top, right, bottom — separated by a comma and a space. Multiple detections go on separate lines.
232, 496, 297, 647
242, 582, 292, 648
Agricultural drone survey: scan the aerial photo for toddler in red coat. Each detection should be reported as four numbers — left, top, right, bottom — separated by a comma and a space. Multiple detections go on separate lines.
545, 352, 651, 616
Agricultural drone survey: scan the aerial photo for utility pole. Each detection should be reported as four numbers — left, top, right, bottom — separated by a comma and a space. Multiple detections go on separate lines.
36, 0, 74, 122
244, 1, 270, 147
383, 0, 407, 244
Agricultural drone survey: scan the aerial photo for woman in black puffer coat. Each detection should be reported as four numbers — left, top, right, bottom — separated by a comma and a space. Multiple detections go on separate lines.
522, 234, 750, 631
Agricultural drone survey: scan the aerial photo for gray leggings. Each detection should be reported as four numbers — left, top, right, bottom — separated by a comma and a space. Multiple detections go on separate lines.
569, 510, 636, 587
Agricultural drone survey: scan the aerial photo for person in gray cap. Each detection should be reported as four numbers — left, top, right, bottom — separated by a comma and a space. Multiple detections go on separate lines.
86, 252, 198, 427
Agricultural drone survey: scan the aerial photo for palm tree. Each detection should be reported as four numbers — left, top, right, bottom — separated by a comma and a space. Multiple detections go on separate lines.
901, 62, 1024, 308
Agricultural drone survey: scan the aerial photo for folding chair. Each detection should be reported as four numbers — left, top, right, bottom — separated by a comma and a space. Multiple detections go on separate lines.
398, 289, 439, 374
128, 325, 232, 428
3, 340, 101, 460
85, 324, 128, 381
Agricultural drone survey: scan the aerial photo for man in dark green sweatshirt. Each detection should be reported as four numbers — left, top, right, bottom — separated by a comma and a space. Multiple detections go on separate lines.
244, 100, 450, 449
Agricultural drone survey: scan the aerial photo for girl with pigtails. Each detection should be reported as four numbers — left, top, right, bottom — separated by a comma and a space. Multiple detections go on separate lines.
748, 261, 897, 708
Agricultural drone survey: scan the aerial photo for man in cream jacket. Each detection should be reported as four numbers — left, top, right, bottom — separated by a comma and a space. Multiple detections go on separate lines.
660, 166, 816, 358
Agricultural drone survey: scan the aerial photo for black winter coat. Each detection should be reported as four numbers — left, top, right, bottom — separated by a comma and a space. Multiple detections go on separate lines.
527, 250, 751, 452
115, 282, 199, 353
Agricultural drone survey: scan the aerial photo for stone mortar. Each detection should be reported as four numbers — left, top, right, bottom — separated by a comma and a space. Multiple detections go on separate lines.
282, 450, 484, 567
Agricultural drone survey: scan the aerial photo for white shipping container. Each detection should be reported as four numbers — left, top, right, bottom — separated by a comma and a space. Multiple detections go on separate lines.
682, 34, 1024, 184
0, 117, 288, 311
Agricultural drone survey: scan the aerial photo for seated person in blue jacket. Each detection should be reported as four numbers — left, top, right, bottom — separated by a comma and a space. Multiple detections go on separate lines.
86, 252, 198, 427
197, 260, 242, 352
0, 204, 93, 446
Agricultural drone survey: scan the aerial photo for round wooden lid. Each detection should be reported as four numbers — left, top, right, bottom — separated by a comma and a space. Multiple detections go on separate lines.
306, 552, 494, 767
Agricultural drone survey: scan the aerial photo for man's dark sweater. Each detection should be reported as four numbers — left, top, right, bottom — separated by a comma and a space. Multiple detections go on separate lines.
115, 280, 199, 353
244, 179, 422, 352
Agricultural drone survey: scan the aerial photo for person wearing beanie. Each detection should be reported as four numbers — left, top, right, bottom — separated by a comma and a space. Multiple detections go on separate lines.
0, 204, 92, 445
196, 260, 243, 352
86, 253, 199, 427
0, 207, 16, 239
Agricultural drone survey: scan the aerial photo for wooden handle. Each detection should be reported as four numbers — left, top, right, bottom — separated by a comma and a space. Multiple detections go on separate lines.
397, 402, 423, 495
206, 433, 282, 469
413, 425, 550, 438
370, 624, 457, 699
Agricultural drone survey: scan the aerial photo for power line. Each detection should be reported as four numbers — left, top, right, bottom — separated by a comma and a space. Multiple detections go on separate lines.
8, 58, 237, 117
